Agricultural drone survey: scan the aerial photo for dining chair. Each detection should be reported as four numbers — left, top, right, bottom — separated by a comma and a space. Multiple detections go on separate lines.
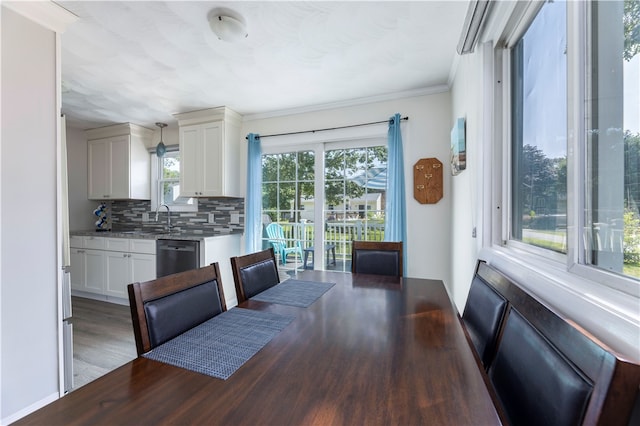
265, 223, 303, 265
127, 263, 227, 356
351, 241, 403, 277
230, 247, 281, 304
461, 274, 508, 369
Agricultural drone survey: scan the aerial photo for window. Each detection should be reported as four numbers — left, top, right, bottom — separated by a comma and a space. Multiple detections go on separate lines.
511, 0, 567, 254
585, 0, 640, 279
261, 141, 387, 272
505, 0, 639, 282
155, 150, 197, 212
324, 146, 387, 271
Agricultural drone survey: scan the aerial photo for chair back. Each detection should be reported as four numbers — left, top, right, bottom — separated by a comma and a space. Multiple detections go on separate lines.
127, 263, 226, 356
230, 248, 281, 304
265, 223, 286, 249
489, 309, 593, 426
351, 241, 403, 276
461, 274, 508, 369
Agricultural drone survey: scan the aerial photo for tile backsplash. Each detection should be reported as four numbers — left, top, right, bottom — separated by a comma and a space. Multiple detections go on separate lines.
108, 198, 244, 234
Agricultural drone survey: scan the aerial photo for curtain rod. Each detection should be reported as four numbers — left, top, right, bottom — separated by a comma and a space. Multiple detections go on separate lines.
246, 116, 409, 140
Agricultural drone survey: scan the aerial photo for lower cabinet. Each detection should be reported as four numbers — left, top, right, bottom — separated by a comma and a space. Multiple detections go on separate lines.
70, 236, 156, 300
105, 251, 155, 298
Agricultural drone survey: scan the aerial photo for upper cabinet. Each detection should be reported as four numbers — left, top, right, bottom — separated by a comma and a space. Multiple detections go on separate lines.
174, 107, 242, 197
86, 123, 153, 200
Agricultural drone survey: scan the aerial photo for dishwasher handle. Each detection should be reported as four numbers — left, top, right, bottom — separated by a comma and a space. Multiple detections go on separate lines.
157, 240, 199, 251
161, 244, 196, 251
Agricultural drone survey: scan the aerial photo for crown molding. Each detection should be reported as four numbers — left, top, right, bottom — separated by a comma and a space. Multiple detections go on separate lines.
2, 0, 78, 33
243, 85, 449, 122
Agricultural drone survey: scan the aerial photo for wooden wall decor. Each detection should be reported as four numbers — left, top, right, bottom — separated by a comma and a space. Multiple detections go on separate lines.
413, 158, 443, 204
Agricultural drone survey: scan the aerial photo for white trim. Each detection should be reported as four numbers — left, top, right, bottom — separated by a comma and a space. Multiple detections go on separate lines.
2, 1, 77, 34
55, 31, 65, 398
243, 86, 448, 122
1, 391, 60, 425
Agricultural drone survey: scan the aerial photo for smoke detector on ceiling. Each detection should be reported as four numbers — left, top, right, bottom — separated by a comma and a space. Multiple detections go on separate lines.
208, 8, 247, 42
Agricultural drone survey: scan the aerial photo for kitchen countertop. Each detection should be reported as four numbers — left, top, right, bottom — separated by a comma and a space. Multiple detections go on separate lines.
71, 229, 243, 241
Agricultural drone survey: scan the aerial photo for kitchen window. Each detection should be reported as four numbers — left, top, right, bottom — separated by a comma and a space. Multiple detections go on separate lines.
503, 0, 639, 284
153, 149, 197, 212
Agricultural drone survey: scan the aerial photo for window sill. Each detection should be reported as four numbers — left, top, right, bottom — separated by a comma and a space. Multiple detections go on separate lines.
479, 245, 640, 362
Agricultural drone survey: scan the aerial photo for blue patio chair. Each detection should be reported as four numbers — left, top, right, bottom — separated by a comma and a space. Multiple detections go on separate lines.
265, 223, 303, 265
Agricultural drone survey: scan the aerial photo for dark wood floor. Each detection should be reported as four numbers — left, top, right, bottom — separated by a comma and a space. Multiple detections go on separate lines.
71, 296, 137, 390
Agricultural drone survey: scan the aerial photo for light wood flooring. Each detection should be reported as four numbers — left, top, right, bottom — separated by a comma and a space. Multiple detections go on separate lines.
71, 296, 137, 390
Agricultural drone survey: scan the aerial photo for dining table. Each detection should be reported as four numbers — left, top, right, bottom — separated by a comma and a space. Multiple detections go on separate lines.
16, 270, 502, 425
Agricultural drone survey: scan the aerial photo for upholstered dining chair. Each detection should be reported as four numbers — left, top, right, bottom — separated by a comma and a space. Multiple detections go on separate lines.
461, 274, 508, 370
351, 241, 403, 277
127, 263, 227, 356
230, 247, 281, 304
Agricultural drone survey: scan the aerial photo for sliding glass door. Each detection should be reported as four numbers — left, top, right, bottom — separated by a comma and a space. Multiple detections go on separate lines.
261, 140, 387, 273
324, 146, 387, 271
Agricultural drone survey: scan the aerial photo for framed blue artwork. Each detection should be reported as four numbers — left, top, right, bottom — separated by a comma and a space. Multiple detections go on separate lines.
451, 117, 466, 175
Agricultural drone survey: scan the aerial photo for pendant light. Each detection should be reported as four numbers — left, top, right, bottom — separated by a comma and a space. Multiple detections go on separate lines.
155, 122, 167, 157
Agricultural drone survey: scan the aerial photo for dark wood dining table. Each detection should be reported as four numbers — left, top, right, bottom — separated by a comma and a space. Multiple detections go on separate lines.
16, 270, 502, 425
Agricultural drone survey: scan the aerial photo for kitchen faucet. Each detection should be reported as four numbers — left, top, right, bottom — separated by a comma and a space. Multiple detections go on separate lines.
155, 204, 173, 230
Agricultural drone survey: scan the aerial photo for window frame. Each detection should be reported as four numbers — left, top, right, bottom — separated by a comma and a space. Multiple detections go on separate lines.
151, 147, 198, 213
496, 1, 637, 295
261, 133, 388, 270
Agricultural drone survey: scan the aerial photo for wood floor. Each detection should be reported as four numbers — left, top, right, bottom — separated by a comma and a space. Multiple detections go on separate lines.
71, 296, 137, 390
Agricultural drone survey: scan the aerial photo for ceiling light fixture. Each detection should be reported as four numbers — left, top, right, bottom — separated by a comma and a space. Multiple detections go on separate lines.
208, 8, 247, 42
155, 122, 167, 157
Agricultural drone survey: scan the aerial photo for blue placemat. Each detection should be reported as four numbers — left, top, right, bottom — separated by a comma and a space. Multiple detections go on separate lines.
251, 279, 336, 307
144, 308, 294, 380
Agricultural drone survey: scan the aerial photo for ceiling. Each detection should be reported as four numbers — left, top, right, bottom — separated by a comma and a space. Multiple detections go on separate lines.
57, 1, 469, 130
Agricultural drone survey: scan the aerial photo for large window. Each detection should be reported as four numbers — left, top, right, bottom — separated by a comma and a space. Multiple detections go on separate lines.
507, 0, 639, 282
261, 142, 387, 272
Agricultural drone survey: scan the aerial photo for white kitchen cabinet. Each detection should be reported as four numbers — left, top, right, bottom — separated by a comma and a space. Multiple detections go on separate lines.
104, 237, 155, 298
105, 251, 155, 298
70, 236, 156, 301
175, 107, 242, 197
84, 249, 106, 294
86, 123, 153, 200
69, 247, 86, 292
105, 251, 130, 298
69, 236, 106, 294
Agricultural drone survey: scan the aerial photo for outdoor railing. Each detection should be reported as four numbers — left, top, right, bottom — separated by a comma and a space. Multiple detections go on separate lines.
263, 221, 385, 259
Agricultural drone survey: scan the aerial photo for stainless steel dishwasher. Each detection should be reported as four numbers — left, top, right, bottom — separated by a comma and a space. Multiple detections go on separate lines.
156, 239, 200, 278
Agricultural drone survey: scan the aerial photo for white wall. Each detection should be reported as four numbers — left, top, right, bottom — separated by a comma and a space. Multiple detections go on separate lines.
66, 126, 95, 231
241, 93, 453, 285
1, 6, 60, 421
449, 50, 485, 312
